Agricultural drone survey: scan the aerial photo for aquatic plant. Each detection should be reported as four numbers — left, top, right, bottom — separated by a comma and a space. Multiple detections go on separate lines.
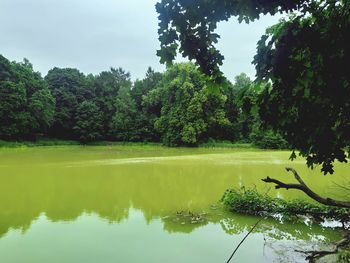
221, 187, 350, 223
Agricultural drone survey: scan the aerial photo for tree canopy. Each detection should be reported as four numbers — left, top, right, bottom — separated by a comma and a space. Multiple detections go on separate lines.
156, 0, 350, 173
156, 0, 307, 80
1, 54, 283, 147
256, 4, 350, 174
150, 63, 231, 146
0, 55, 55, 139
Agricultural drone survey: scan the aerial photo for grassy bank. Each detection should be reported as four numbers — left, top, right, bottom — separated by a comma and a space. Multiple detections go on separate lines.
0, 139, 167, 148
0, 139, 256, 149
0, 139, 81, 148
199, 140, 253, 149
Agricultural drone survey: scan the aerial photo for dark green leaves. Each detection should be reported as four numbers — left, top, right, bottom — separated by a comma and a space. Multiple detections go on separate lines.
0, 57, 55, 139
74, 101, 102, 142
147, 63, 231, 146
156, 0, 350, 174
156, 0, 306, 81
255, 2, 350, 174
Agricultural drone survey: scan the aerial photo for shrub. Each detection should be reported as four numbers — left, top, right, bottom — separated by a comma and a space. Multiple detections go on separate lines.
221, 187, 349, 221
250, 129, 289, 149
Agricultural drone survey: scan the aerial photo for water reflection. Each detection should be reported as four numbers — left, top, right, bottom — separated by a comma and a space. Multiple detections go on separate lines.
0, 146, 347, 262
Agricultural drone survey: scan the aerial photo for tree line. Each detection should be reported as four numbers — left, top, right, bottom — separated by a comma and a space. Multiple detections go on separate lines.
0, 54, 287, 148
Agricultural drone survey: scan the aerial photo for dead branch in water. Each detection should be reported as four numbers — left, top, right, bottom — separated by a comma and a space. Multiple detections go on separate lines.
262, 167, 350, 208
296, 232, 350, 263
262, 167, 350, 262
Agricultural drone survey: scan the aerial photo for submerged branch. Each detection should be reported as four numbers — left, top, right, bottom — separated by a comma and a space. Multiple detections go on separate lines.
262, 167, 350, 209
296, 232, 350, 263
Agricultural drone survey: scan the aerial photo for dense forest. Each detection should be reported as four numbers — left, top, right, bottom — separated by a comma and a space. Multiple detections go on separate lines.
0, 54, 287, 148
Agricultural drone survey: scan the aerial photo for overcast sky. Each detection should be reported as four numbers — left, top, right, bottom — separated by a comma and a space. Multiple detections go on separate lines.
0, 0, 279, 81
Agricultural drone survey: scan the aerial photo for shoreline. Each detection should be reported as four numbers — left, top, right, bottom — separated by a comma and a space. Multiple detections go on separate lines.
0, 139, 260, 150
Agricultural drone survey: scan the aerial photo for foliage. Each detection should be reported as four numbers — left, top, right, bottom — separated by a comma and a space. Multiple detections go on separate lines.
221, 187, 349, 221
250, 128, 289, 150
221, 188, 274, 217
29, 88, 55, 133
109, 86, 137, 141
230, 73, 288, 148
232, 73, 258, 140
199, 139, 252, 149
132, 67, 162, 110
156, 0, 306, 80
0, 81, 29, 138
74, 101, 103, 142
0, 54, 290, 149
94, 67, 132, 137
147, 63, 231, 146
156, 0, 350, 174
0, 56, 55, 139
255, 4, 350, 174
338, 250, 350, 263
46, 68, 87, 138
131, 68, 163, 141
0, 139, 80, 148
0, 140, 164, 148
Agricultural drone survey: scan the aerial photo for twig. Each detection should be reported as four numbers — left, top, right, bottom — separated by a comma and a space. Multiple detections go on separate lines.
226, 218, 263, 263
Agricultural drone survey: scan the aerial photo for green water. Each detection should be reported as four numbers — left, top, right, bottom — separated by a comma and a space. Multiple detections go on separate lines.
0, 146, 348, 262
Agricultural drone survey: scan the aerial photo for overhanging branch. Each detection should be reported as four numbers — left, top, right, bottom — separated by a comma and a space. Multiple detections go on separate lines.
262, 167, 350, 208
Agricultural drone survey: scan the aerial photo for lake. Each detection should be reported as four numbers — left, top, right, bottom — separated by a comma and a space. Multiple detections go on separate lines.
0, 145, 348, 262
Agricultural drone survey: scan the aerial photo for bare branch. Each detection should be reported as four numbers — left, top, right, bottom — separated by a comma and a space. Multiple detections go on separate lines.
262, 167, 350, 208
226, 218, 263, 263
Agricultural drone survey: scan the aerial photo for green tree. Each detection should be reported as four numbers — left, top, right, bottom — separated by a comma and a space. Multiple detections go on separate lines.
156, 0, 350, 174
225, 73, 287, 147
148, 63, 230, 146
28, 88, 55, 135
12, 59, 47, 97
0, 81, 30, 138
94, 68, 132, 138
109, 86, 137, 141
255, 8, 350, 174
0, 55, 13, 81
215, 81, 240, 142
131, 67, 163, 141
0, 56, 55, 139
131, 67, 162, 110
232, 73, 257, 141
73, 101, 102, 142
45, 68, 89, 138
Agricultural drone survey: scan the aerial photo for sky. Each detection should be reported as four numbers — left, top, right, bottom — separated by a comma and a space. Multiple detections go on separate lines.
0, 0, 280, 81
